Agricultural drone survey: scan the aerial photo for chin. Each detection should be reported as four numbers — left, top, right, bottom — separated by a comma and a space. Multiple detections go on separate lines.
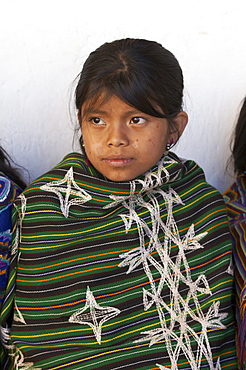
105, 173, 139, 182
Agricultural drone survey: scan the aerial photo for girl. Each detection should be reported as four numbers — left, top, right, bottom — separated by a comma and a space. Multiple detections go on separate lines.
224, 97, 246, 369
0, 146, 26, 308
1, 38, 237, 369
0, 146, 26, 361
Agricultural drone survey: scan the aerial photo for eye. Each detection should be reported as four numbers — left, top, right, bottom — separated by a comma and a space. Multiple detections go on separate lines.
130, 117, 146, 124
90, 117, 105, 125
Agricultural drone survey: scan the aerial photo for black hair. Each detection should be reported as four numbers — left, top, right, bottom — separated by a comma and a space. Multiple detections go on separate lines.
75, 38, 184, 147
0, 146, 26, 189
231, 97, 246, 175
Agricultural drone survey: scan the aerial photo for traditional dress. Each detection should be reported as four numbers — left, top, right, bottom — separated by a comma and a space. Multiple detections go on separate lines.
224, 175, 246, 369
0, 172, 22, 307
1, 152, 238, 369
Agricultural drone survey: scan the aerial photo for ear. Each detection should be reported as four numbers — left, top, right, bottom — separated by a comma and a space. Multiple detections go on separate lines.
169, 111, 188, 143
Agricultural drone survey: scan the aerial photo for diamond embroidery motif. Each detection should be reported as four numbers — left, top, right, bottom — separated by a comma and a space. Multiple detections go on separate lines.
69, 286, 121, 344
40, 167, 91, 217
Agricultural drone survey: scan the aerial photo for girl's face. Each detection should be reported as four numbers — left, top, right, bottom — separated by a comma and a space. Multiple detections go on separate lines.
80, 95, 173, 182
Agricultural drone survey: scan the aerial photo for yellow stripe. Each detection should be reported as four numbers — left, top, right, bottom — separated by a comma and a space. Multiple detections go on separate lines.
12, 293, 232, 340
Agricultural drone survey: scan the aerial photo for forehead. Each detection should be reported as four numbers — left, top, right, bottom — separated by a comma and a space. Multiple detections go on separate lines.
82, 93, 140, 115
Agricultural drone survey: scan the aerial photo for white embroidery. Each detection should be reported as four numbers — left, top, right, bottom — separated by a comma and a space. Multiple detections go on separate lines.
14, 300, 26, 324
11, 225, 19, 256
69, 286, 121, 344
19, 193, 27, 222
12, 194, 26, 255
110, 159, 226, 369
40, 167, 92, 218
12, 348, 42, 370
226, 255, 234, 275
0, 325, 14, 350
156, 364, 169, 370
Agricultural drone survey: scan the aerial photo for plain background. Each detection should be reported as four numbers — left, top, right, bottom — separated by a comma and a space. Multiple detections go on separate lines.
1, 0, 246, 192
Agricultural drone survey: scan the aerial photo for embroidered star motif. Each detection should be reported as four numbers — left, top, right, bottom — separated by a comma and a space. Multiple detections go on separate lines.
119, 245, 152, 274
142, 288, 166, 311
68, 286, 121, 344
182, 224, 207, 251
134, 327, 166, 346
204, 301, 227, 330
40, 167, 91, 217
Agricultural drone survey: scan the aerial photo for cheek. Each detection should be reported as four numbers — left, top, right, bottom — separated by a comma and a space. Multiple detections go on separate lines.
82, 126, 97, 147
83, 136, 103, 160
148, 132, 167, 148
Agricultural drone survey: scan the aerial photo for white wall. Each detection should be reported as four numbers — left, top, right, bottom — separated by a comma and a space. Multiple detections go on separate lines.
1, 0, 246, 192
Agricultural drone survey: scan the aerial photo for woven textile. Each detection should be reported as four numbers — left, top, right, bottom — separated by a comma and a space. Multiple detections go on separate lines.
224, 175, 246, 369
1, 152, 237, 369
0, 173, 22, 307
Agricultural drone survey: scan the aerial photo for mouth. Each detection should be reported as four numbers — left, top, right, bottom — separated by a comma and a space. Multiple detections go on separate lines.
102, 157, 134, 167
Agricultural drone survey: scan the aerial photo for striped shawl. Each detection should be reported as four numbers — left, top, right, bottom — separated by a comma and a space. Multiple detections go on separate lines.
1, 152, 237, 369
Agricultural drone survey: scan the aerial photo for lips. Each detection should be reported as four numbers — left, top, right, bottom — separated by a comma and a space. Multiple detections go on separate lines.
102, 156, 134, 166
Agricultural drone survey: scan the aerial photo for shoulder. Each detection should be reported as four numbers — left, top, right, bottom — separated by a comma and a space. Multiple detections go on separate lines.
53, 152, 87, 170
0, 172, 21, 208
224, 175, 246, 202
170, 153, 224, 202
14, 152, 90, 204
163, 154, 229, 239
0, 172, 22, 232
27, 152, 88, 185
223, 175, 246, 223
170, 152, 207, 182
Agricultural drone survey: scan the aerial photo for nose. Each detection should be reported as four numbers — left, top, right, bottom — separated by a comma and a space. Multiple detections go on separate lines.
107, 123, 129, 147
